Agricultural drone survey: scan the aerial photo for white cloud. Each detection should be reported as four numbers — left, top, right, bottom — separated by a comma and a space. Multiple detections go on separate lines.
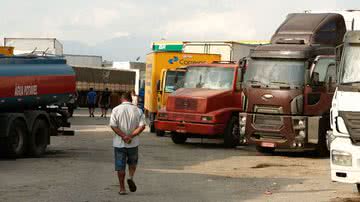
161, 11, 257, 40
70, 8, 121, 28
112, 32, 131, 38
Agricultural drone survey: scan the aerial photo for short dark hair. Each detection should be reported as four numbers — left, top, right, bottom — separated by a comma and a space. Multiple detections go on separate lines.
121, 91, 132, 102
89, 88, 93, 91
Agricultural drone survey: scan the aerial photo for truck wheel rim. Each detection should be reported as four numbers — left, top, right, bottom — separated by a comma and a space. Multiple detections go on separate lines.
232, 122, 240, 140
11, 128, 22, 149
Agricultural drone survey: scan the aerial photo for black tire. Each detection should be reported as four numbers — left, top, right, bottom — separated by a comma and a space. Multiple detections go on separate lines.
156, 129, 165, 137
27, 119, 49, 157
224, 116, 240, 148
5, 119, 27, 158
256, 146, 275, 154
316, 118, 330, 157
171, 132, 187, 144
150, 113, 156, 133
357, 184, 360, 194
150, 123, 156, 133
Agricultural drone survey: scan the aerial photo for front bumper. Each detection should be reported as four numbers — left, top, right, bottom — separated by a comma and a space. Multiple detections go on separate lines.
331, 136, 360, 184
240, 112, 320, 150
155, 120, 226, 135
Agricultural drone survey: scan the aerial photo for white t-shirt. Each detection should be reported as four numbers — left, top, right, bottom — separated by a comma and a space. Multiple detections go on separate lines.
109, 102, 146, 148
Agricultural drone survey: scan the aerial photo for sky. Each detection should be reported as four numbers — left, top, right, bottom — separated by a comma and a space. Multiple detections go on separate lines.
1, 0, 359, 61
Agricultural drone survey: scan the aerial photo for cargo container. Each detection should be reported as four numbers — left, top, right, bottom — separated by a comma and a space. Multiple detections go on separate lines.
64, 54, 103, 67
72, 66, 136, 108
145, 52, 221, 132
183, 41, 267, 61
4, 38, 63, 55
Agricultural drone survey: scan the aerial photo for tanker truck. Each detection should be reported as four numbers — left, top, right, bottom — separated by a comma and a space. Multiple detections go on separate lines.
0, 55, 75, 157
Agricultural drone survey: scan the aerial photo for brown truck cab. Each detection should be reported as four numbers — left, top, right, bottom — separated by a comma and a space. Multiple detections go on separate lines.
155, 62, 244, 147
240, 13, 346, 154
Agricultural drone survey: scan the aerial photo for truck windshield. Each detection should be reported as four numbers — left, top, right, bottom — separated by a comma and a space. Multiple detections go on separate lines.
245, 59, 305, 86
164, 71, 185, 93
340, 45, 360, 84
184, 67, 234, 90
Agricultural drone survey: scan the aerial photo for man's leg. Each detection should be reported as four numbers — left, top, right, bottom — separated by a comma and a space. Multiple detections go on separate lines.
104, 108, 108, 118
127, 147, 138, 192
117, 171, 126, 192
128, 165, 136, 179
91, 106, 95, 117
114, 148, 127, 193
88, 106, 91, 117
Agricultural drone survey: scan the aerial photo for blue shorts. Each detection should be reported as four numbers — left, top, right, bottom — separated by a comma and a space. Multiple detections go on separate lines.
114, 147, 138, 171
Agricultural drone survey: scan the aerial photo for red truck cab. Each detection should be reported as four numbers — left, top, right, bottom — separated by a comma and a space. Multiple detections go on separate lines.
155, 62, 244, 147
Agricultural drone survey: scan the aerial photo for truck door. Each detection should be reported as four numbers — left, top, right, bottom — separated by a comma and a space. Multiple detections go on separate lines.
158, 70, 185, 110
234, 66, 243, 107
157, 70, 166, 110
304, 57, 336, 115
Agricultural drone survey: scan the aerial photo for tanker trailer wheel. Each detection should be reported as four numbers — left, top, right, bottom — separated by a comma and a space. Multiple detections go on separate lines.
224, 116, 240, 148
150, 124, 156, 133
6, 119, 27, 158
156, 129, 165, 137
28, 119, 49, 157
171, 132, 187, 144
150, 113, 156, 133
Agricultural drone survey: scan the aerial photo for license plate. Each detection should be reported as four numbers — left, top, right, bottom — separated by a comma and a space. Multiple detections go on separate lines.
176, 129, 186, 133
261, 142, 275, 148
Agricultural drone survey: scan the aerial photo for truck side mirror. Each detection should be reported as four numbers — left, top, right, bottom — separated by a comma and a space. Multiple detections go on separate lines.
305, 69, 311, 85
328, 76, 333, 89
311, 72, 320, 86
156, 80, 161, 93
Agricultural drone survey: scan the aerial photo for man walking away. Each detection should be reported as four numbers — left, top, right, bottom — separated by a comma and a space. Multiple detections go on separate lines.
86, 88, 97, 117
110, 92, 146, 195
99, 88, 111, 118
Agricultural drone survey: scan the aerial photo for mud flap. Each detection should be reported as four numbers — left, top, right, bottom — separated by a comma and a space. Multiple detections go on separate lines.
307, 116, 321, 144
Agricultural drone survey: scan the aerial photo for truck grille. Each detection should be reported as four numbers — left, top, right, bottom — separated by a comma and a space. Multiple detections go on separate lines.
252, 132, 286, 141
175, 98, 198, 111
168, 113, 197, 121
339, 111, 360, 144
253, 106, 283, 130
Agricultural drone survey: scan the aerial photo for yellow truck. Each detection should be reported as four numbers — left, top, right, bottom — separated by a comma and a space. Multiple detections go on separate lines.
0, 46, 14, 56
145, 52, 221, 132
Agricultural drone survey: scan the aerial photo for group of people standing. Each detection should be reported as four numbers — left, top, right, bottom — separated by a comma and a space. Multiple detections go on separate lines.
86, 88, 138, 118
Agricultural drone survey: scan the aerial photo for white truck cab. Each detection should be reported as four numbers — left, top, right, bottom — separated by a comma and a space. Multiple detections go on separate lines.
328, 31, 360, 192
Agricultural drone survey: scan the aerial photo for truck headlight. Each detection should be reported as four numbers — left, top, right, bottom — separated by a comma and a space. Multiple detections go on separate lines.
201, 116, 213, 121
293, 118, 306, 130
336, 117, 348, 134
332, 150, 352, 167
240, 116, 246, 126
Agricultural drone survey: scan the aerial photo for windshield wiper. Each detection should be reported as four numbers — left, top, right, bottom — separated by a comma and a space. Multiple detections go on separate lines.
246, 79, 262, 84
270, 81, 289, 85
270, 81, 292, 89
341, 81, 360, 85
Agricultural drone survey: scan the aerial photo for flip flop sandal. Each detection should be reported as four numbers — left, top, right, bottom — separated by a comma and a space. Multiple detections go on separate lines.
127, 179, 137, 192
118, 191, 128, 195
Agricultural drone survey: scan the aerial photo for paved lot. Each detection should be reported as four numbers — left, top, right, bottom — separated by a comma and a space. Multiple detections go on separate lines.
0, 109, 360, 202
